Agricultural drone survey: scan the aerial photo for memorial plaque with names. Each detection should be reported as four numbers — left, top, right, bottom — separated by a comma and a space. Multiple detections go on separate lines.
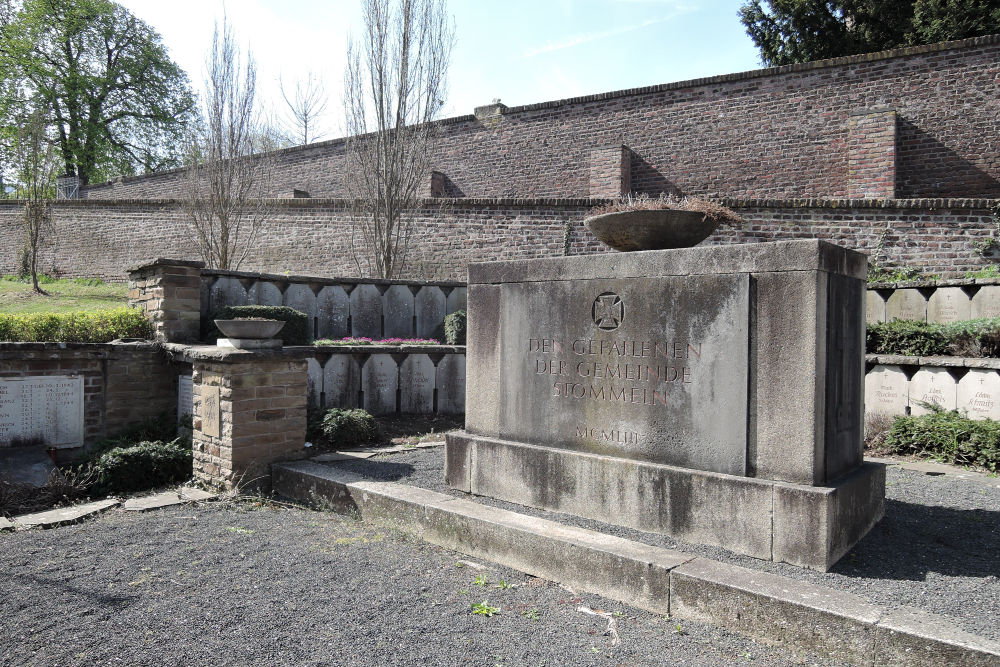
177, 375, 193, 423
908, 368, 957, 416
957, 369, 1000, 421
864, 365, 908, 417
0, 375, 84, 448
499, 274, 749, 475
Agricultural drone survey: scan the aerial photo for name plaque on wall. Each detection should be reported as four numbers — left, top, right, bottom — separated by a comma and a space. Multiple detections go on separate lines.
0, 375, 84, 448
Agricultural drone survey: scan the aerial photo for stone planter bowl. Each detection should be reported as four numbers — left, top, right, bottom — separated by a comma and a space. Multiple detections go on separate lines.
585, 209, 719, 251
214, 319, 285, 339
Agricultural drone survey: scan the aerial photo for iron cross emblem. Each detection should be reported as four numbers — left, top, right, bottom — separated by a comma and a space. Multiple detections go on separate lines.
592, 292, 623, 330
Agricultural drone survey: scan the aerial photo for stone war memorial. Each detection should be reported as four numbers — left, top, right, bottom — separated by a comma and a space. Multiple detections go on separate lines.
447, 238, 885, 571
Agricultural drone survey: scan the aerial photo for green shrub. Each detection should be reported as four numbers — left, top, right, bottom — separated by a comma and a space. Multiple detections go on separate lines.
208, 305, 311, 345
866, 319, 949, 356
0, 307, 151, 342
320, 408, 378, 448
89, 414, 186, 459
444, 309, 466, 345
866, 318, 1000, 358
884, 406, 1000, 472
92, 439, 193, 494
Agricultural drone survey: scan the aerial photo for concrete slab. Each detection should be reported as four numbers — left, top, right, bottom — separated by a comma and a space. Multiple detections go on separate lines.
121, 488, 216, 512
0, 516, 16, 531
14, 498, 119, 528
0, 447, 56, 487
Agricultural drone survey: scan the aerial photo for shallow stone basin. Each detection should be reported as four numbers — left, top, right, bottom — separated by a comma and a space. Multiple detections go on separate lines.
214, 319, 285, 339
585, 209, 718, 251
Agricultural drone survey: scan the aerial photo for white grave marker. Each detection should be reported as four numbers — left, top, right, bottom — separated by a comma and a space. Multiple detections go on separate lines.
0, 376, 84, 448
908, 368, 957, 416
177, 374, 193, 423
864, 365, 908, 417
957, 370, 1000, 421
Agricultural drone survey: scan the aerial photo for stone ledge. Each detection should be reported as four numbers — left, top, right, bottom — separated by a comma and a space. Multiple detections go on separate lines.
127, 257, 206, 273
272, 459, 1000, 667
469, 239, 867, 284
866, 354, 1000, 370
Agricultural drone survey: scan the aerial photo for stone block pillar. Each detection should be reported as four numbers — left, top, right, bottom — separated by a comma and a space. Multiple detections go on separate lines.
128, 259, 205, 343
589, 145, 631, 198
190, 349, 308, 490
847, 108, 897, 199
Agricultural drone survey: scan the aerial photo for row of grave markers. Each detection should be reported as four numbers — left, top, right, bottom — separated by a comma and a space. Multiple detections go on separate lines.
865, 364, 1000, 420
867, 285, 1000, 324
205, 276, 467, 341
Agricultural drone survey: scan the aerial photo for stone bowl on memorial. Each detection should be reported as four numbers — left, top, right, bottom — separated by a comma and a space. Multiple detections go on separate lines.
584, 210, 718, 251
214, 318, 286, 339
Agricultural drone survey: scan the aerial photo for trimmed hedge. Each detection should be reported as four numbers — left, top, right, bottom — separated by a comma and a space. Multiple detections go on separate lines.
208, 305, 311, 345
866, 318, 1000, 358
0, 307, 151, 343
884, 407, 1000, 472
320, 408, 378, 448
444, 310, 466, 345
92, 439, 193, 494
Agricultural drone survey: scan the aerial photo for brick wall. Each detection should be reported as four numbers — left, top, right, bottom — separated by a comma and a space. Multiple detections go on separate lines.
0, 343, 178, 457
80, 36, 1000, 202
2, 197, 998, 282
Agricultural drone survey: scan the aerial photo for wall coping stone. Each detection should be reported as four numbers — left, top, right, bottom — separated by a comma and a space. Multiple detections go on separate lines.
0, 341, 161, 354
77, 33, 1000, 195
128, 258, 206, 273
163, 343, 466, 363
202, 267, 464, 288
868, 277, 1000, 290
865, 353, 1000, 369
4, 196, 997, 212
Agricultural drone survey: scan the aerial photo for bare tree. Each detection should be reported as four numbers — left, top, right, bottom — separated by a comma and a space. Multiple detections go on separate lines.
343, 0, 454, 279
279, 71, 328, 145
184, 18, 273, 271
9, 104, 57, 293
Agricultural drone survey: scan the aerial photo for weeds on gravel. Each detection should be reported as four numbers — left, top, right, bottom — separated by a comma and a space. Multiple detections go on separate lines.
521, 608, 541, 621
471, 601, 500, 616
474, 574, 489, 587
495, 579, 513, 590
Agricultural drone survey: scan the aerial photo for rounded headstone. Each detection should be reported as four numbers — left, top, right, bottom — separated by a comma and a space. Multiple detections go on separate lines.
350, 284, 383, 339
415, 286, 447, 340
908, 368, 957, 416
323, 355, 361, 408
956, 369, 1000, 421
864, 365, 908, 417
284, 284, 317, 339
209, 277, 247, 314
306, 357, 322, 408
362, 354, 398, 414
885, 289, 927, 322
446, 287, 467, 314
865, 291, 886, 324
384, 285, 415, 339
971, 285, 1000, 320
926, 287, 971, 324
436, 354, 466, 415
248, 280, 282, 306
399, 354, 435, 413
316, 286, 350, 340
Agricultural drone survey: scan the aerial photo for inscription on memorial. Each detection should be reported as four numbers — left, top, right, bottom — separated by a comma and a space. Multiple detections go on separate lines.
202, 385, 221, 438
0, 376, 84, 448
499, 275, 750, 475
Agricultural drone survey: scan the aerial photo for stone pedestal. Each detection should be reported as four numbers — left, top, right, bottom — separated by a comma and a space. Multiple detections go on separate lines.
128, 258, 205, 343
446, 239, 885, 571
189, 347, 308, 490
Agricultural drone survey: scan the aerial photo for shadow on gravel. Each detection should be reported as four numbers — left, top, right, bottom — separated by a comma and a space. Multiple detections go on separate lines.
12, 572, 136, 607
831, 498, 999, 581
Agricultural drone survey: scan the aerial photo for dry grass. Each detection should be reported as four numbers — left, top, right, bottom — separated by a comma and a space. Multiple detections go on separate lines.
589, 193, 743, 225
864, 412, 897, 453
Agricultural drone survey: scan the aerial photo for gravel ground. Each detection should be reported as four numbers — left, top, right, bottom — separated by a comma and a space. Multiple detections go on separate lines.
1, 500, 845, 667
332, 447, 1000, 642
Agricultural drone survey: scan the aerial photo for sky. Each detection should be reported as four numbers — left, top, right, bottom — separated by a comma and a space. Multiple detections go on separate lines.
117, 0, 763, 144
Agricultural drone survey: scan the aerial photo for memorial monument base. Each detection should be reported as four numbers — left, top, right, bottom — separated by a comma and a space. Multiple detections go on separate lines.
445, 432, 885, 571
216, 337, 282, 350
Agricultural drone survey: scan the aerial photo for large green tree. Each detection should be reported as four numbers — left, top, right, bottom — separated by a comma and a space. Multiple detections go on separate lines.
0, 0, 195, 185
739, 0, 1000, 67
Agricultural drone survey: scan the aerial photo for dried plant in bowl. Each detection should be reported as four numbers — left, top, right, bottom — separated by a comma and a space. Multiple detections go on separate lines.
585, 193, 742, 251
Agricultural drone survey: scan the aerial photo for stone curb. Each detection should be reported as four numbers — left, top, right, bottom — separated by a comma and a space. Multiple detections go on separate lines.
272, 460, 1000, 667
9, 498, 120, 529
